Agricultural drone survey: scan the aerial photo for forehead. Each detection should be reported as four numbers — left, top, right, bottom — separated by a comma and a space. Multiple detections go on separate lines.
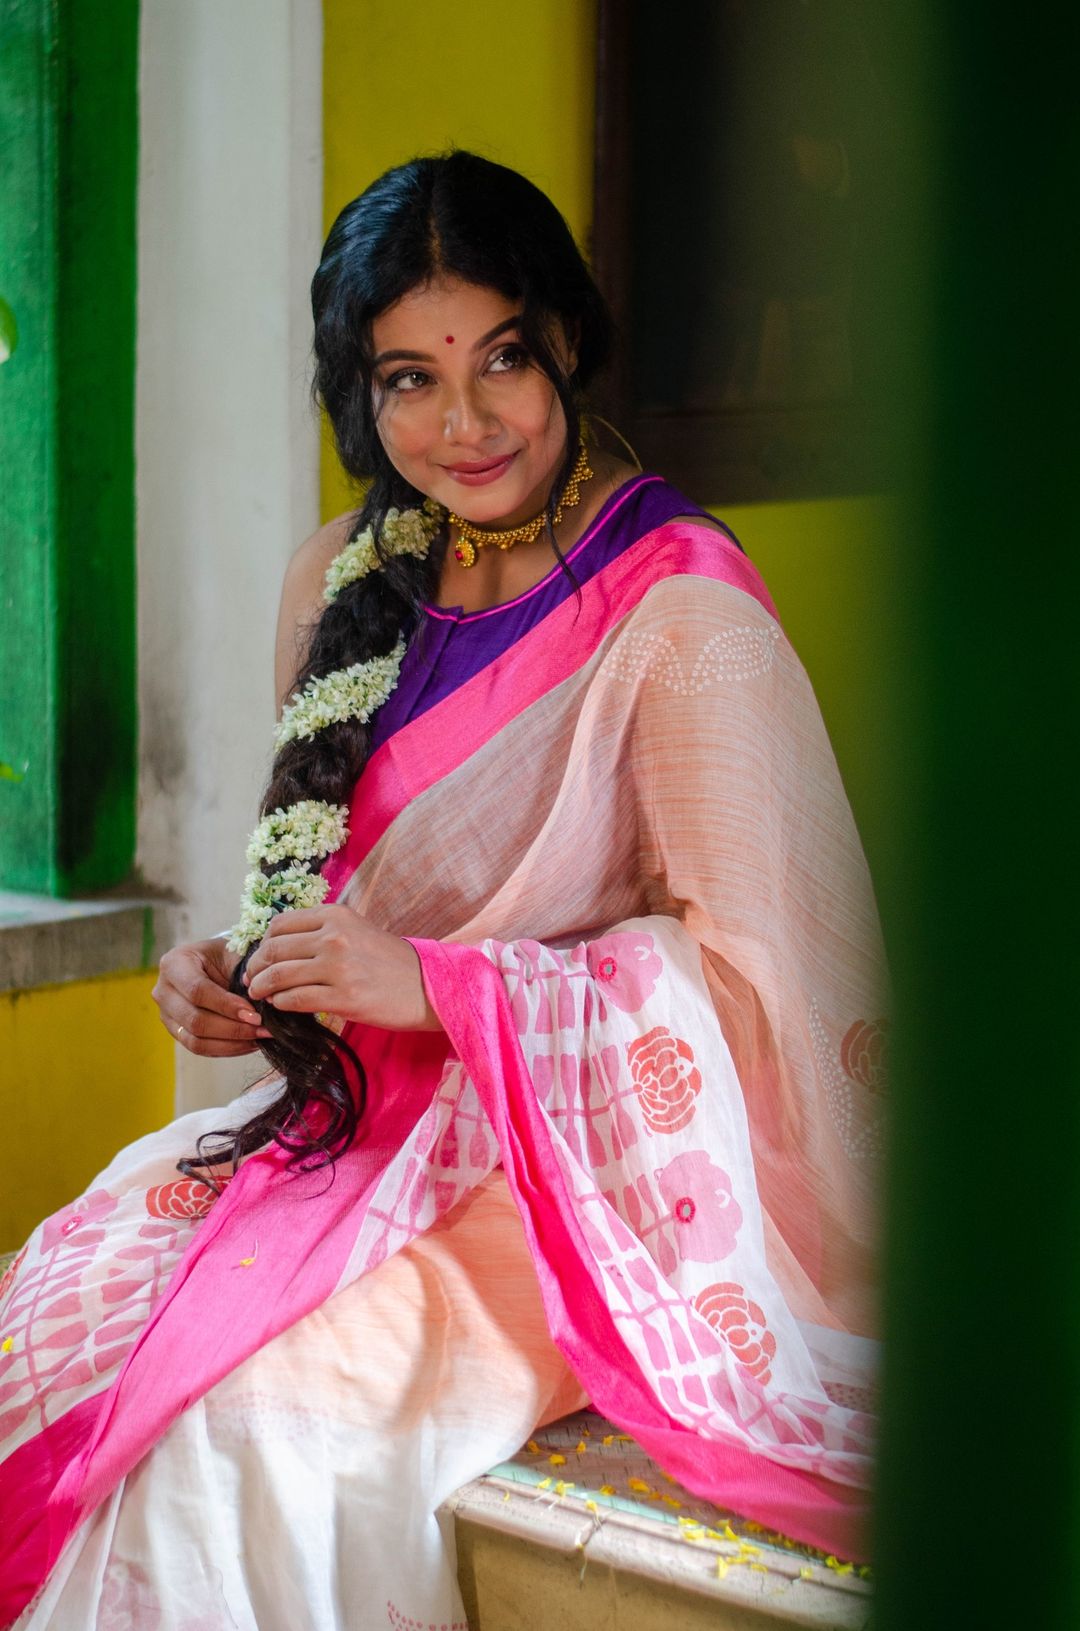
371, 278, 519, 350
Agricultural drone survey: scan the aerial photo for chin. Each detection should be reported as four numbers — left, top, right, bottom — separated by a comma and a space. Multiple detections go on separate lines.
432, 480, 534, 526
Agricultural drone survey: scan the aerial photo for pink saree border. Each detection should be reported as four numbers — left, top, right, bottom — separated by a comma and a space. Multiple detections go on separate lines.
407, 938, 871, 1564
323, 521, 778, 898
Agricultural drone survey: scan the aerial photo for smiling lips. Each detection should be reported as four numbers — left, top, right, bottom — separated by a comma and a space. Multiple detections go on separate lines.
443, 452, 517, 486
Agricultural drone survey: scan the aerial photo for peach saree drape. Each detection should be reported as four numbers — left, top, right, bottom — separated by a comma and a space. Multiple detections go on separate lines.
0, 519, 886, 1625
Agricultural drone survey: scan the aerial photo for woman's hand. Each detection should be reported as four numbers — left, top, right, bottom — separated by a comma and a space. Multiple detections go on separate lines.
153, 937, 270, 1056
243, 905, 444, 1033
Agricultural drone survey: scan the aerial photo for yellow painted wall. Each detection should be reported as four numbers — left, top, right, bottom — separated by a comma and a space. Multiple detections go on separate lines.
1, 972, 174, 1249
723, 495, 904, 887
320, 0, 899, 876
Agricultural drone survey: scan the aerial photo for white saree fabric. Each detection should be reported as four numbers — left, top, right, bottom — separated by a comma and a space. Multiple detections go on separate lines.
13, 1137, 584, 1631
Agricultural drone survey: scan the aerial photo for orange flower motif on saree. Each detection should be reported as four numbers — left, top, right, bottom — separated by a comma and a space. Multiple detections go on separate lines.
145, 1179, 220, 1221
627, 1026, 702, 1133
694, 1282, 778, 1385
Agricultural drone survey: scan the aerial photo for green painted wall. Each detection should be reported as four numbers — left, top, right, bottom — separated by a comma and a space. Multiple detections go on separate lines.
0, 0, 139, 895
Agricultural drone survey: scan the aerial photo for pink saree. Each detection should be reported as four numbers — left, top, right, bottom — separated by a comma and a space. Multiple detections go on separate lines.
0, 517, 886, 1625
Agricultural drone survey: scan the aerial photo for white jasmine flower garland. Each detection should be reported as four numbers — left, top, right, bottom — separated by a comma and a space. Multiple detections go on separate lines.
228, 501, 437, 955
274, 637, 407, 750
227, 863, 331, 955
246, 801, 350, 867
323, 498, 443, 601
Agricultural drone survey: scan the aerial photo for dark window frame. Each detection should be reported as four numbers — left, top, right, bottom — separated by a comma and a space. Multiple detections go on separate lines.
590, 0, 896, 507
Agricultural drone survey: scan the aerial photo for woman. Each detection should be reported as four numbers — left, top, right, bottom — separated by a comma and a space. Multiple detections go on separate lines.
0, 152, 885, 1629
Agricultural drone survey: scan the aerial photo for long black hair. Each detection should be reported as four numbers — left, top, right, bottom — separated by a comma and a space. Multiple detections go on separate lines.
180, 151, 615, 1185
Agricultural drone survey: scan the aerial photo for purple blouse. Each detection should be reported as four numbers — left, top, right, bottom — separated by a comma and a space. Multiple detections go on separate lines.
369, 474, 738, 751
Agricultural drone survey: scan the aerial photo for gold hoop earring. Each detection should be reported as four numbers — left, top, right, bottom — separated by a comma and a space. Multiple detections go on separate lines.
582, 411, 643, 472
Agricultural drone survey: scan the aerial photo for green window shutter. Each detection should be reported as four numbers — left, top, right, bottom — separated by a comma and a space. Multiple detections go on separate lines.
0, 0, 138, 895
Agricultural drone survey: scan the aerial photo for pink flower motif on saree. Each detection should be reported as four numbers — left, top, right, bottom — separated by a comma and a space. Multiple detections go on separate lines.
0, 1194, 193, 1451
655, 1151, 743, 1262
97, 1559, 161, 1630
145, 1179, 220, 1220
572, 930, 663, 1015
840, 1017, 889, 1093
41, 1188, 118, 1252
693, 1282, 777, 1384
626, 1026, 702, 1132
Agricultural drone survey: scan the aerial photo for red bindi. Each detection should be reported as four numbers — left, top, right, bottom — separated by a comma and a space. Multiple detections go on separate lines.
444, 334, 455, 344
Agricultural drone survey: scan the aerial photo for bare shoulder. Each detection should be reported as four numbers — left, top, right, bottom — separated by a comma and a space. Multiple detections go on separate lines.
275, 511, 357, 708
283, 511, 356, 594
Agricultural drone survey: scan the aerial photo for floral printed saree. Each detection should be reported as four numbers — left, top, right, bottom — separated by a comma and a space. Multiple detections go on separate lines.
0, 489, 886, 1627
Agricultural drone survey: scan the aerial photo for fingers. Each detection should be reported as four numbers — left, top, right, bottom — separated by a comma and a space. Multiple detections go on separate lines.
153, 993, 272, 1056
246, 957, 333, 1005
189, 972, 262, 1026
245, 931, 324, 979
153, 944, 271, 1057
255, 984, 334, 1014
262, 907, 335, 936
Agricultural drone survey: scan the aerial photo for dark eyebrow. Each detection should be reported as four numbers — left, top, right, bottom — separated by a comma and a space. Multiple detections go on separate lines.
372, 315, 523, 369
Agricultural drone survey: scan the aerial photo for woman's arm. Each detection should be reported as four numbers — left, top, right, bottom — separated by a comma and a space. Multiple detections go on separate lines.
243, 904, 445, 1032
273, 512, 354, 711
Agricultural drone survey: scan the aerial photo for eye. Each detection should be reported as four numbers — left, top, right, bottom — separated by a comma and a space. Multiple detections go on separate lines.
487, 344, 530, 375
384, 367, 432, 395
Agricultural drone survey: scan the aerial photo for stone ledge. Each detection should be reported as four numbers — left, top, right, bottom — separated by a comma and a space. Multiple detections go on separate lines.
444, 1410, 871, 1631
0, 891, 165, 993
448, 1480, 870, 1631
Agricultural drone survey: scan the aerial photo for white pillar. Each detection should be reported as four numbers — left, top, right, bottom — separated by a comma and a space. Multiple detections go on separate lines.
136, 0, 323, 1112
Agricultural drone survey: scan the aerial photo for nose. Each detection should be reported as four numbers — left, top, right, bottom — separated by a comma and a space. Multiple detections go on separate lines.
441, 378, 500, 447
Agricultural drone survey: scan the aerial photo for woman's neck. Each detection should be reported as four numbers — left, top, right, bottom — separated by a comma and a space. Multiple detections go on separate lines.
432, 450, 639, 614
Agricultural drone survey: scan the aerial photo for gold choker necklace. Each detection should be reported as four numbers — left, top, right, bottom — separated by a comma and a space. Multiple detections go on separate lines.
449, 441, 593, 568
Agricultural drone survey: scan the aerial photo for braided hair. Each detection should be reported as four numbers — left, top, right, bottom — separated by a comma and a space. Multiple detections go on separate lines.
180, 151, 615, 1183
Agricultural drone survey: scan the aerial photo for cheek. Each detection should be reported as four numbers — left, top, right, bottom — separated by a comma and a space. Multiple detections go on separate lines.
513, 379, 566, 444
376, 400, 429, 459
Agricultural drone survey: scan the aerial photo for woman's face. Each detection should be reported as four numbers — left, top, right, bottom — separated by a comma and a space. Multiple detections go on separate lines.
369, 278, 577, 526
